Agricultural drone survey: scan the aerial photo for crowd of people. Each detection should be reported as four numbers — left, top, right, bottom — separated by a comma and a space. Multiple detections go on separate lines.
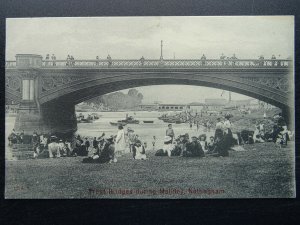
8, 124, 148, 163
155, 115, 234, 158
156, 112, 292, 158
8, 110, 292, 162
66, 55, 76, 66
7, 129, 25, 145
45, 54, 56, 66
42, 54, 284, 68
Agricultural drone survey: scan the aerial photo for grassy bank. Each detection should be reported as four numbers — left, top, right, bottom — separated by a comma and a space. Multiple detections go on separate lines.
5, 142, 295, 199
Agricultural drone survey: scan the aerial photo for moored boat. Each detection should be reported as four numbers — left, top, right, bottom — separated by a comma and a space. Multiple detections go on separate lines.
143, 120, 154, 123
110, 122, 127, 126
118, 115, 140, 124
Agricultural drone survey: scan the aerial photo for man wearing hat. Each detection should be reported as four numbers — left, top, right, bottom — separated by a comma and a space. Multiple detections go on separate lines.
127, 127, 137, 156
58, 139, 67, 156
132, 140, 147, 160
207, 136, 216, 153
48, 136, 60, 158
183, 136, 204, 157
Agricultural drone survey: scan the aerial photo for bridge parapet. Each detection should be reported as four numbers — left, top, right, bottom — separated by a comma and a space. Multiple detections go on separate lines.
6, 58, 292, 69
15, 54, 43, 68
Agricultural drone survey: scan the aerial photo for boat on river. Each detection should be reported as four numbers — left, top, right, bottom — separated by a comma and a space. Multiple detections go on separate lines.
91, 113, 101, 120
80, 118, 93, 123
110, 122, 127, 126
143, 120, 154, 123
117, 115, 140, 124
77, 113, 94, 123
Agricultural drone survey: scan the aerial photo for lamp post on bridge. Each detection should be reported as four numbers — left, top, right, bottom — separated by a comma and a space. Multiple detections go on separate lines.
159, 40, 164, 66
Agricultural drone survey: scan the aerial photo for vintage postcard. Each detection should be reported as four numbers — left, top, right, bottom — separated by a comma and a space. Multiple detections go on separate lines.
5, 16, 295, 198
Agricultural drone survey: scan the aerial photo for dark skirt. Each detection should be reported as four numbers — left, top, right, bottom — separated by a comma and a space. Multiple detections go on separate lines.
224, 128, 234, 148
214, 129, 224, 141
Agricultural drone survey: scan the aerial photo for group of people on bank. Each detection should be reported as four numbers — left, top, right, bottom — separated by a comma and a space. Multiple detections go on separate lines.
8, 129, 25, 145
15, 124, 149, 163
8, 110, 292, 161
82, 125, 148, 163
155, 115, 234, 158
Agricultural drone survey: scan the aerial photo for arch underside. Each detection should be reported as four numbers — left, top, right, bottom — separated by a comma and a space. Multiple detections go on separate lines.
5, 90, 21, 104
39, 72, 292, 111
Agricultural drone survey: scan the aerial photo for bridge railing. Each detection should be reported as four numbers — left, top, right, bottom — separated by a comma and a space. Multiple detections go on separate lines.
6, 59, 291, 68
5, 61, 17, 68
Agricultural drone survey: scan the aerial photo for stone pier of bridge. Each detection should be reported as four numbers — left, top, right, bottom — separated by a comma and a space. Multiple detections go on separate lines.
13, 54, 77, 136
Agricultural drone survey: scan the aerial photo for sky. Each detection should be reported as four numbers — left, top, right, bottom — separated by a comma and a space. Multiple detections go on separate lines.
6, 16, 294, 103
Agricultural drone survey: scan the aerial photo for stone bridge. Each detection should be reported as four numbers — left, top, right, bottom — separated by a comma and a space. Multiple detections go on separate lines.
5, 54, 294, 135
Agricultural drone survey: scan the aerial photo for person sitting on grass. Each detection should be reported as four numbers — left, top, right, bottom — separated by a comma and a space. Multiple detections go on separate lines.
132, 140, 147, 160
198, 134, 208, 153
172, 135, 186, 156
208, 135, 229, 157
48, 136, 60, 158
207, 136, 216, 154
58, 139, 67, 157
72, 139, 88, 156
275, 126, 289, 148
182, 136, 204, 157
65, 140, 72, 156
253, 126, 265, 143
82, 135, 116, 163
155, 136, 174, 157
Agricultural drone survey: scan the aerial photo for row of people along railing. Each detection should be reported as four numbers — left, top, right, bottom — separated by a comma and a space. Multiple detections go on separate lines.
5, 59, 292, 68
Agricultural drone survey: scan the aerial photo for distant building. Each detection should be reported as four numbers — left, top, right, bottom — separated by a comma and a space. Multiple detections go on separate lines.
158, 104, 186, 111
186, 102, 205, 113
138, 104, 159, 111
227, 99, 252, 108
205, 98, 227, 105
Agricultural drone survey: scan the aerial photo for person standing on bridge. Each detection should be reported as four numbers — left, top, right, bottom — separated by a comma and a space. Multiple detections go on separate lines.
220, 53, 226, 66
51, 54, 56, 66
231, 54, 237, 66
66, 55, 70, 66
96, 56, 99, 66
259, 55, 264, 66
70, 55, 75, 66
45, 54, 50, 66
107, 54, 112, 67
140, 56, 145, 66
271, 55, 276, 67
201, 54, 206, 66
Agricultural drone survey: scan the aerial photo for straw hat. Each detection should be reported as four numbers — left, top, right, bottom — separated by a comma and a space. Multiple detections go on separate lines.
164, 136, 172, 143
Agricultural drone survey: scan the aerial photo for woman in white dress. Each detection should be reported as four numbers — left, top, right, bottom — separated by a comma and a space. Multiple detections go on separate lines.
162, 136, 174, 157
115, 125, 126, 158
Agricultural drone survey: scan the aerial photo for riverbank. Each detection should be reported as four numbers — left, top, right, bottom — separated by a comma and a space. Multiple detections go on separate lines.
5, 141, 295, 199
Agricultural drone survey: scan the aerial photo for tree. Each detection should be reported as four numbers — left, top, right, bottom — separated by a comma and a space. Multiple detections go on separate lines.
83, 89, 144, 110
128, 89, 138, 97
137, 93, 143, 100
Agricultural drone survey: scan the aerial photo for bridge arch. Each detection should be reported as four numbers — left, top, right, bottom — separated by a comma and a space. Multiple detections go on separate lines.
39, 71, 292, 111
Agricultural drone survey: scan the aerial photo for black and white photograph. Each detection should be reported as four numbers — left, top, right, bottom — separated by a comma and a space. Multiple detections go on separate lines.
5, 16, 295, 199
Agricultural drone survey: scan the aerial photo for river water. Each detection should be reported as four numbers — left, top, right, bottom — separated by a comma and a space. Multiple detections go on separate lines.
76, 111, 215, 151
5, 111, 215, 152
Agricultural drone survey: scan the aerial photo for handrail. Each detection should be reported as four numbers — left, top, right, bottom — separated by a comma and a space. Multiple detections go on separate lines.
5, 59, 292, 68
